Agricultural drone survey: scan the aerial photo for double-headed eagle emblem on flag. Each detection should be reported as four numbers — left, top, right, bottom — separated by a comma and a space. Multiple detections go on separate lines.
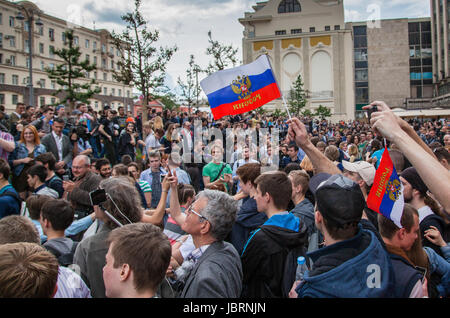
231, 75, 252, 100
386, 179, 402, 202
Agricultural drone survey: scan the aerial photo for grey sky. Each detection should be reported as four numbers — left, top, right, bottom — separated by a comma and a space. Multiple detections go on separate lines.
31, 0, 431, 96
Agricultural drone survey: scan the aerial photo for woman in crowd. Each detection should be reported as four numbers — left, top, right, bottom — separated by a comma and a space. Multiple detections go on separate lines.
118, 121, 143, 162
127, 162, 152, 207
111, 163, 147, 209
8, 125, 46, 199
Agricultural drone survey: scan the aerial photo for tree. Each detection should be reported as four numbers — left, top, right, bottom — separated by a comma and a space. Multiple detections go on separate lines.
111, 0, 177, 125
288, 74, 308, 117
205, 30, 239, 75
177, 54, 202, 114
302, 109, 314, 118
315, 105, 332, 119
45, 29, 100, 112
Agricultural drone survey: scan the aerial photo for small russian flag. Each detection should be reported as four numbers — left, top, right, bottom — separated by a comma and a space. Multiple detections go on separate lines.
200, 55, 281, 120
367, 148, 405, 228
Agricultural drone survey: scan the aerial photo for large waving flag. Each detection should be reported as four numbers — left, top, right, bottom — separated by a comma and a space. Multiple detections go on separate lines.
200, 55, 281, 120
367, 148, 404, 228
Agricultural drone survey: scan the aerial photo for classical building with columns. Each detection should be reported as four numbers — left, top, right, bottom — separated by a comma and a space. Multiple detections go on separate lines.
0, 0, 133, 113
239, 0, 355, 121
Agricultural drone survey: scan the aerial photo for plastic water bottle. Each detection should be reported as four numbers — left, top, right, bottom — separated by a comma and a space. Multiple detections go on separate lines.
295, 256, 307, 281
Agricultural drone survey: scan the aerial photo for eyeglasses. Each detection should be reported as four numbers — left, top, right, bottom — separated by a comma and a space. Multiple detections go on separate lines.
186, 205, 208, 222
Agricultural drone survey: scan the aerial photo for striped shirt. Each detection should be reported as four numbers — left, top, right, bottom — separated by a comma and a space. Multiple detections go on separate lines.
138, 180, 152, 193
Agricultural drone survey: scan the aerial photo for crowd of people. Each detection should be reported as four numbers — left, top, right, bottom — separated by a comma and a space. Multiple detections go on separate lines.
0, 99, 449, 299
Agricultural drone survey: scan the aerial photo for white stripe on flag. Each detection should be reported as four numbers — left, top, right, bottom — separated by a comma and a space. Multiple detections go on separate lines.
389, 184, 405, 229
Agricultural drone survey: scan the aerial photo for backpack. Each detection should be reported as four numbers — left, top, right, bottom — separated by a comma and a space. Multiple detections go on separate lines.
45, 241, 79, 267
0, 190, 23, 212
281, 245, 307, 298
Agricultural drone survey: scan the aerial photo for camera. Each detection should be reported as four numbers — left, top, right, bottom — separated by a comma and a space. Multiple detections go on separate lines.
89, 188, 107, 206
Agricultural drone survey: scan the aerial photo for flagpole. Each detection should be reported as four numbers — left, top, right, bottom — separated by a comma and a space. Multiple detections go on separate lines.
282, 95, 292, 120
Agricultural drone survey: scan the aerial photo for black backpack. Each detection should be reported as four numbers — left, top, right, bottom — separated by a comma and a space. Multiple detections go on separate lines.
45, 241, 79, 267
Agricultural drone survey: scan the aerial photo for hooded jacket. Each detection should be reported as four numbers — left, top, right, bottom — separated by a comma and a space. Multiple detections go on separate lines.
296, 225, 396, 298
241, 212, 308, 298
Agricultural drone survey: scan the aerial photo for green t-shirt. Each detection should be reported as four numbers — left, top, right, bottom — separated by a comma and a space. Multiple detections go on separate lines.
202, 161, 232, 190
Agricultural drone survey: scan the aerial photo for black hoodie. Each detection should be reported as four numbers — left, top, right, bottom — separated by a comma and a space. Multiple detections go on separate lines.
241, 213, 308, 298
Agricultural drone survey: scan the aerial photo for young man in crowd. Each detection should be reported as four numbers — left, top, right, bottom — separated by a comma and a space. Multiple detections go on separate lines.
35, 152, 64, 198
103, 223, 171, 298
95, 158, 112, 179
241, 171, 308, 298
27, 164, 59, 198
0, 158, 21, 219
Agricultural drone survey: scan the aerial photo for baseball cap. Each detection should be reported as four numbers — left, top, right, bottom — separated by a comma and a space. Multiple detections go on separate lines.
309, 174, 365, 227
342, 160, 376, 186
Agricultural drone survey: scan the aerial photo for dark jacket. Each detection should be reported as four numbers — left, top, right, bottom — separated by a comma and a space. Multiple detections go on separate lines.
229, 197, 267, 255
296, 225, 396, 298
68, 171, 102, 214
420, 214, 445, 257
290, 198, 315, 237
241, 213, 308, 298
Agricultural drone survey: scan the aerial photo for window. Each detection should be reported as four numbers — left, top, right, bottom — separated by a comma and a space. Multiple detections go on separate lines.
0, 13, 2, 25
12, 94, 18, 105
9, 36, 15, 47
95, 101, 99, 109
354, 49, 368, 61
355, 87, 368, 103
93, 56, 97, 65
39, 43, 44, 54
0, 94, 4, 105
118, 89, 122, 97
325, 26, 331, 31
127, 90, 130, 98
74, 36, 79, 46
275, 30, 286, 35
102, 44, 106, 53
49, 63, 55, 70
110, 46, 114, 55
51, 80, 56, 89
0, 33, 2, 48
25, 40, 30, 53
355, 69, 368, 81
102, 58, 106, 68
278, 0, 301, 13
0, 73, 5, 84
310, 27, 315, 33
12, 75, 19, 85
49, 45, 55, 58
85, 39, 90, 48
24, 21, 30, 32
86, 54, 90, 62
116, 49, 120, 57
9, 16, 15, 27
94, 71, 97, 80
334, 25, 341, 30
62, 32, 66, 43
38, 26, 43, 36
103, 87, 107, 95
291, 29, 302, 34
103, 73, 107, 81
51, 97, 56, 104
49, 28, 54, 41
0, 53, 2, 64
40, 97, 45, 106
111, 60, 114, 69
26, 58, 30, 69
93, 41, 97, 50
111, 88, 115, 96
10, 56, 15, 66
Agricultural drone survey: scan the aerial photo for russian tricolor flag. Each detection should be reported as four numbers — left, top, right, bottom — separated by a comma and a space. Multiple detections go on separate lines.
367, 148, 405, 228
200, 55, 281, 120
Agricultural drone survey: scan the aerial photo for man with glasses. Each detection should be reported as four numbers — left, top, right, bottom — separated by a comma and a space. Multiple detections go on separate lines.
63, 155, 102, 220
168, 175, 242, 298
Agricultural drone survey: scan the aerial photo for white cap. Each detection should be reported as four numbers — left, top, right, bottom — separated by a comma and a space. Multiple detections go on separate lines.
342, 160, 376, 186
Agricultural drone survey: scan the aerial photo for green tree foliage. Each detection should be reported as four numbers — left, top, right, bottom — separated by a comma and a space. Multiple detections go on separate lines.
315, 105, 332, 119
205, 30, 239, 75
288, 74, 308, 117
177, 54, 202, 113
45, 29, 100, 112
111, 0, 177, 124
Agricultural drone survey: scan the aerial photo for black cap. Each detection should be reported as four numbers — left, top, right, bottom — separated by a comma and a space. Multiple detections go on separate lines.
310, 174, 365, 227
400, 167, 428, 195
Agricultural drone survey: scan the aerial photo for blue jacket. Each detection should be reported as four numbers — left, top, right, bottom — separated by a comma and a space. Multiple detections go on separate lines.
8, 142, 46, 176
296, 226, 395, 298
424, 246, 450, 297
0, 184, 21, 219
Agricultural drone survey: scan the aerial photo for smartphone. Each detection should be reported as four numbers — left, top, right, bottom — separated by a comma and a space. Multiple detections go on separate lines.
367, 105, 378, 121
89, 188, 107, 206
62, 175, 70, 181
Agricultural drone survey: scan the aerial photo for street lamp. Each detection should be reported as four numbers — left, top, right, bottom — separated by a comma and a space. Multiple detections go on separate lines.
16, 7, 43, 107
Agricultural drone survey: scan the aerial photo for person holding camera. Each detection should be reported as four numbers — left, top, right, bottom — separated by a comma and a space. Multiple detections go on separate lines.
98, 109, 118, 165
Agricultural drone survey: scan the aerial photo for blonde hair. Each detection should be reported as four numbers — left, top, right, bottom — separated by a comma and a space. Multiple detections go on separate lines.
153, 116, 164, 131
348, 144, 359, 163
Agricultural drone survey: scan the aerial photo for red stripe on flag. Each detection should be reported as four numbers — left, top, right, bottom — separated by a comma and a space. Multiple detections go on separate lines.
211, 83, 281, 120
367, 148, 394, 214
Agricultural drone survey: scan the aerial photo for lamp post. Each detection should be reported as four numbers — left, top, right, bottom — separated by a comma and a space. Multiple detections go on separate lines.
16, 8, 43, 107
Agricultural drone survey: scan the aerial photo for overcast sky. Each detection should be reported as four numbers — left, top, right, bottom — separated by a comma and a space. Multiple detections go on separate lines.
31, 0, 430, 96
